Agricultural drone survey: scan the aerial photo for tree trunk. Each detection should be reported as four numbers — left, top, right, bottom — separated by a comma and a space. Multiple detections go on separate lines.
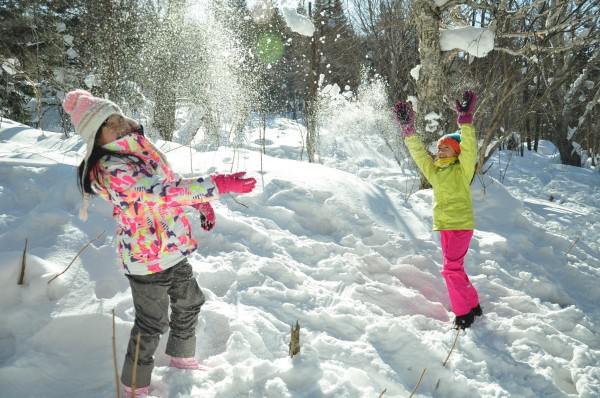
412, 0, 450, 140
557, 139, 581, 166
305, 1, 320, 163
412, 0, 450, 188
555, 120, 581, 166
152, 0, 185, 141
153, 82, 177, 141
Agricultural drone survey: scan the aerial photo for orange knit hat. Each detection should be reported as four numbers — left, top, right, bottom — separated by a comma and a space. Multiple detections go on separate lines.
437, 132, 462, 155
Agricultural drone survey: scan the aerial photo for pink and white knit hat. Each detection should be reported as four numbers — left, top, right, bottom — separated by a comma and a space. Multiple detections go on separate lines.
63, 89, 124, 158
63, 89, 124, 220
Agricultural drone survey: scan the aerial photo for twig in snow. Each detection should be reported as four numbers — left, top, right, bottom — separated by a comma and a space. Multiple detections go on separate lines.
408, 368, 427, 397
112, 310, 120, 398
564, 237, 579, 256
18, 239, 27, 285
47, 230, 105, 284
289, 320, 300, 357
227, 193, 249, 208
443, 328, 461, 367
131, 332, 141, 397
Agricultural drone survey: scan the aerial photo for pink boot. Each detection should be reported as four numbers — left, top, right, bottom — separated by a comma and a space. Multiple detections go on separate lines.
170, 356, 201, 370
122, 385, 150, 398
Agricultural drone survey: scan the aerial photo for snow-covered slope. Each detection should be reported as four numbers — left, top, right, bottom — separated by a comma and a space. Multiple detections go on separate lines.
1, 118, 599, 397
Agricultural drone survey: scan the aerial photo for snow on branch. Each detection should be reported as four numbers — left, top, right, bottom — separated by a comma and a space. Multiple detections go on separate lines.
439, 27, 494, 57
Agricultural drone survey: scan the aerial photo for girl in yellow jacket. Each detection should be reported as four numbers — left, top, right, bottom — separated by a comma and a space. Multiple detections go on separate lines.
392, 90, 482, 329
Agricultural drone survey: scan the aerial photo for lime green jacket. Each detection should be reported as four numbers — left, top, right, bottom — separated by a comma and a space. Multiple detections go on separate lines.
405, 123, 477, 231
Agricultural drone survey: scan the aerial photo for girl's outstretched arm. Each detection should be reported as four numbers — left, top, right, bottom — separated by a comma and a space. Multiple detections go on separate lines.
93, 159, 221, 208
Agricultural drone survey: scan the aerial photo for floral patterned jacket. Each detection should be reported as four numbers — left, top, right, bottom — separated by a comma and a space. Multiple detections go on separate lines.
91, 132, 219, 275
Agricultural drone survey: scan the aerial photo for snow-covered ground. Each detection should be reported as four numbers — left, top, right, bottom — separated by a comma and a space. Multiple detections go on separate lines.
0, 116, 598, 397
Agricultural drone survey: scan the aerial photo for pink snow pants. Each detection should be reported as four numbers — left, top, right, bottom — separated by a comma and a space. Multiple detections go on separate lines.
440, 230, 479, 316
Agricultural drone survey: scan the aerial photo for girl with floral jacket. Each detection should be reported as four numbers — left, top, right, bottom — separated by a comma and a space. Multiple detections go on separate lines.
63, 89, 256, 397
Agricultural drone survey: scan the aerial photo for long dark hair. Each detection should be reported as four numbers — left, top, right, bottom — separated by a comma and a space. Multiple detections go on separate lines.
76, 126, 143, 196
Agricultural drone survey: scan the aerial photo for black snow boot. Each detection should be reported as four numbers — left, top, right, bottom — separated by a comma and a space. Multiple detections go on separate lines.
454, 312, 475, 329
471, 304, 483, 317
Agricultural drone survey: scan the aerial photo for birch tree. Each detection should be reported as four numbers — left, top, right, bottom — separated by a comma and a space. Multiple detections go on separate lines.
403, 0, 598, 170
469, 0, 600, 168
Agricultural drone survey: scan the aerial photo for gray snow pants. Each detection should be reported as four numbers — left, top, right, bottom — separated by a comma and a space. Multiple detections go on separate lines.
121, 258, 205, 388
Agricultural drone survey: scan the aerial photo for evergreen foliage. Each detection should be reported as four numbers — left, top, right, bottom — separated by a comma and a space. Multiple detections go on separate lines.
0, 0, 597, 168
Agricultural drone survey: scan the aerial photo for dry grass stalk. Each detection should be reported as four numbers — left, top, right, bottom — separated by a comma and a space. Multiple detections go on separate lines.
564, 237, 579, 256
408, 368, 427, 398
443, 328, 461, 367
112, 310, 120, 398
18, 239, 27, 285
289, 320, 300, 357
131, 332, 141, 397
228, 193, 249, 208
47, 230, 105, 284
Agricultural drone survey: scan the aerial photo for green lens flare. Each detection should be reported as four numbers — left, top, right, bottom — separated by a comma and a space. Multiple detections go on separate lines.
256, 33, 284, 64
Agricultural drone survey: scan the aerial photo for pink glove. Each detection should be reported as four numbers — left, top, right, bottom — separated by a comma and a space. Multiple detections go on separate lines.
392, 102, 416, 138
197, 202, 215, 231
455, 90, 476, 124
212, 172, 256, 194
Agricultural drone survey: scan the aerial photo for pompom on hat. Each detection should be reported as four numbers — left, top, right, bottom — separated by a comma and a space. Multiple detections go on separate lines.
437, 132, 462, 155
63, 89, 124, 221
